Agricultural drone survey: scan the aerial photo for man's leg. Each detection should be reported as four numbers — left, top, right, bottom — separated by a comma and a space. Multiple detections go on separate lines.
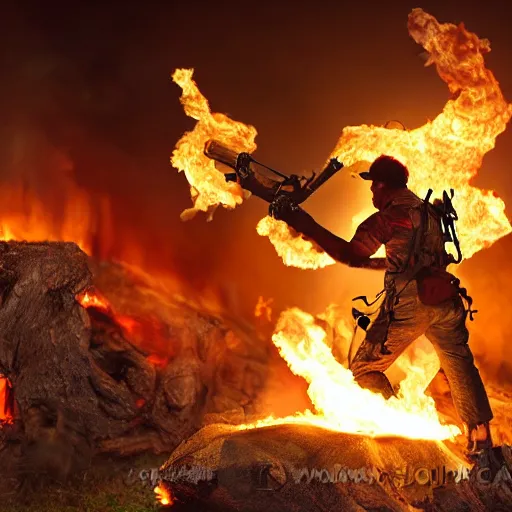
351, 293, 428, 398
425, 296, 493, 451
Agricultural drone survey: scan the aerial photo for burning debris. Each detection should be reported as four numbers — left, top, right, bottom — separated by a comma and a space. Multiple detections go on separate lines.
0, 376, 13, 425
0, 242, 278, 494
154, 484, 173, 506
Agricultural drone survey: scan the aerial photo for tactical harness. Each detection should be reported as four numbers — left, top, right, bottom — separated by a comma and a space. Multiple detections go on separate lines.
349, 189, 477, 363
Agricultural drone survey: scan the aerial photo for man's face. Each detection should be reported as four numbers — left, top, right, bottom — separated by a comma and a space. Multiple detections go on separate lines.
370, 181, 387, 210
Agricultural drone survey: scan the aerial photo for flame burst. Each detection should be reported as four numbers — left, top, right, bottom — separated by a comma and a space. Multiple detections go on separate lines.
256, 218, 336, 269
321, 8, 512, 262
239, 308, 458, 440
154, 484, 173, 507
172, 9, 512, 266
172, 10, 510, 441
171, 69, 257, 221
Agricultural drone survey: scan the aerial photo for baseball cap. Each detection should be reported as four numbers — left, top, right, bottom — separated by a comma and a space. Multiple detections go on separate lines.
359, 155, 409, 187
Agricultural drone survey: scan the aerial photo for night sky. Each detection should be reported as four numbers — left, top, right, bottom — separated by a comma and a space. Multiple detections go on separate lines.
2, 1, 512, 376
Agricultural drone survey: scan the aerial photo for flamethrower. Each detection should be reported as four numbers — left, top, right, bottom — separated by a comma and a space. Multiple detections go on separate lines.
204, 140, 343, 214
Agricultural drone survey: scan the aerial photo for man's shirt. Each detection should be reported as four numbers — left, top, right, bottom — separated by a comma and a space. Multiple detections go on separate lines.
350, 189, 427, 274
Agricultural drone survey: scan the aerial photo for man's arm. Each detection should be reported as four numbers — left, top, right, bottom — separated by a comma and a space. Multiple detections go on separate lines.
273, 206, 388, 269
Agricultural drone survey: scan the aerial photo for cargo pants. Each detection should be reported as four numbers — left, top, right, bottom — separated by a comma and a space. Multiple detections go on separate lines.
350, 280, 493, 427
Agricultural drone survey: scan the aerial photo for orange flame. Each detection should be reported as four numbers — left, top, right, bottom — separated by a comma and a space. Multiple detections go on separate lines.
171, 69, 258, 221
254, 296, 274, 323
239, 308, 459, 440
76, 288, 111, 312
322, 9, 512, 263
0, 376, 13, 425
171, 9, 509, 442
256, 219, 336, 269
154, 484, 173, 507
172, 9, 511, 268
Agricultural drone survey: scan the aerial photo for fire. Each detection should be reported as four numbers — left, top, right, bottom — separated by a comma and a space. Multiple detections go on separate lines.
76, 288, 111, 312
254, 295, 274, 323
147, 354, 169, 369
170, 9, 512, 442
0, 376, 13, 425
154, 484, 173, 507
239, 308, 459, 440
327, 8, 512, 262
171, 68, 258, 221
0, 152, 113, 258
256, 218, 335, 269
172, 9, 511, 267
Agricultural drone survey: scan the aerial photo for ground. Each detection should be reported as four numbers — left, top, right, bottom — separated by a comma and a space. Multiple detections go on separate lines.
1, 453, 165, 512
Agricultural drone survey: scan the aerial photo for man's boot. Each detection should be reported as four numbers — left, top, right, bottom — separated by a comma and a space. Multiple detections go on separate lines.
354, 371, 396, 399
465, 422, 493, 460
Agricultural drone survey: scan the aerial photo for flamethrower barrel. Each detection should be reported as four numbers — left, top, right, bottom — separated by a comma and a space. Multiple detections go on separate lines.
305, 159, 344, 196
204, 140, 239, 170
203, 139, 343, 207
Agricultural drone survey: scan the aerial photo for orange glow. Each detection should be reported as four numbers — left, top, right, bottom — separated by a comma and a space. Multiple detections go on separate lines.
147, 354, 169, 369
0, 178, 110, 257
0, 376, 13, 425
174, 9, 511, 268
254, 296, 274, 322
154, 484, 173, 507
76, 288, 111, 312
239, 308, 459, 440
115, 315, 139, 335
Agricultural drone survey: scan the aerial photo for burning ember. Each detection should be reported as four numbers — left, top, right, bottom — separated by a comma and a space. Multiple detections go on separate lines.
146, 354, 169, 369
154, 484, 173, 507
0, 376, 13, 425
76, 288, 111, 312
171, 9, 512, 442
254, 296, 274, 323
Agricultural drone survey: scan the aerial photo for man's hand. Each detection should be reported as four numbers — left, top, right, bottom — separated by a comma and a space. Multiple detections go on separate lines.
268, 195, 302, 223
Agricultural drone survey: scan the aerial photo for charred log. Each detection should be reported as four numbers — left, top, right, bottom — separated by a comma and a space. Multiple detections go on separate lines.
0, 242, 273, 490
158, 423, 512, 512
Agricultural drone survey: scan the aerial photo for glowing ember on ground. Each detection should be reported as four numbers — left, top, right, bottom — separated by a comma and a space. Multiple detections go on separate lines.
239, 308, 459, 440
154, 484, 173, 506
115, 315, 139, 335
0, 376, 13, 425
76, 288, 111, 312
147, 354, 169, 369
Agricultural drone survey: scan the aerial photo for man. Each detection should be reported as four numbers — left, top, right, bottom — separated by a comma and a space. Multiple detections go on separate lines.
270, 155, 493, 456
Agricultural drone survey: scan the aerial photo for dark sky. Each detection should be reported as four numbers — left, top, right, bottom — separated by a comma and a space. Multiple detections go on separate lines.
2, 1, 512, 373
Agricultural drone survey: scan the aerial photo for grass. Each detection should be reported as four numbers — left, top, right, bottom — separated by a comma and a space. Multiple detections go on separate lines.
1, 453, 169, 512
